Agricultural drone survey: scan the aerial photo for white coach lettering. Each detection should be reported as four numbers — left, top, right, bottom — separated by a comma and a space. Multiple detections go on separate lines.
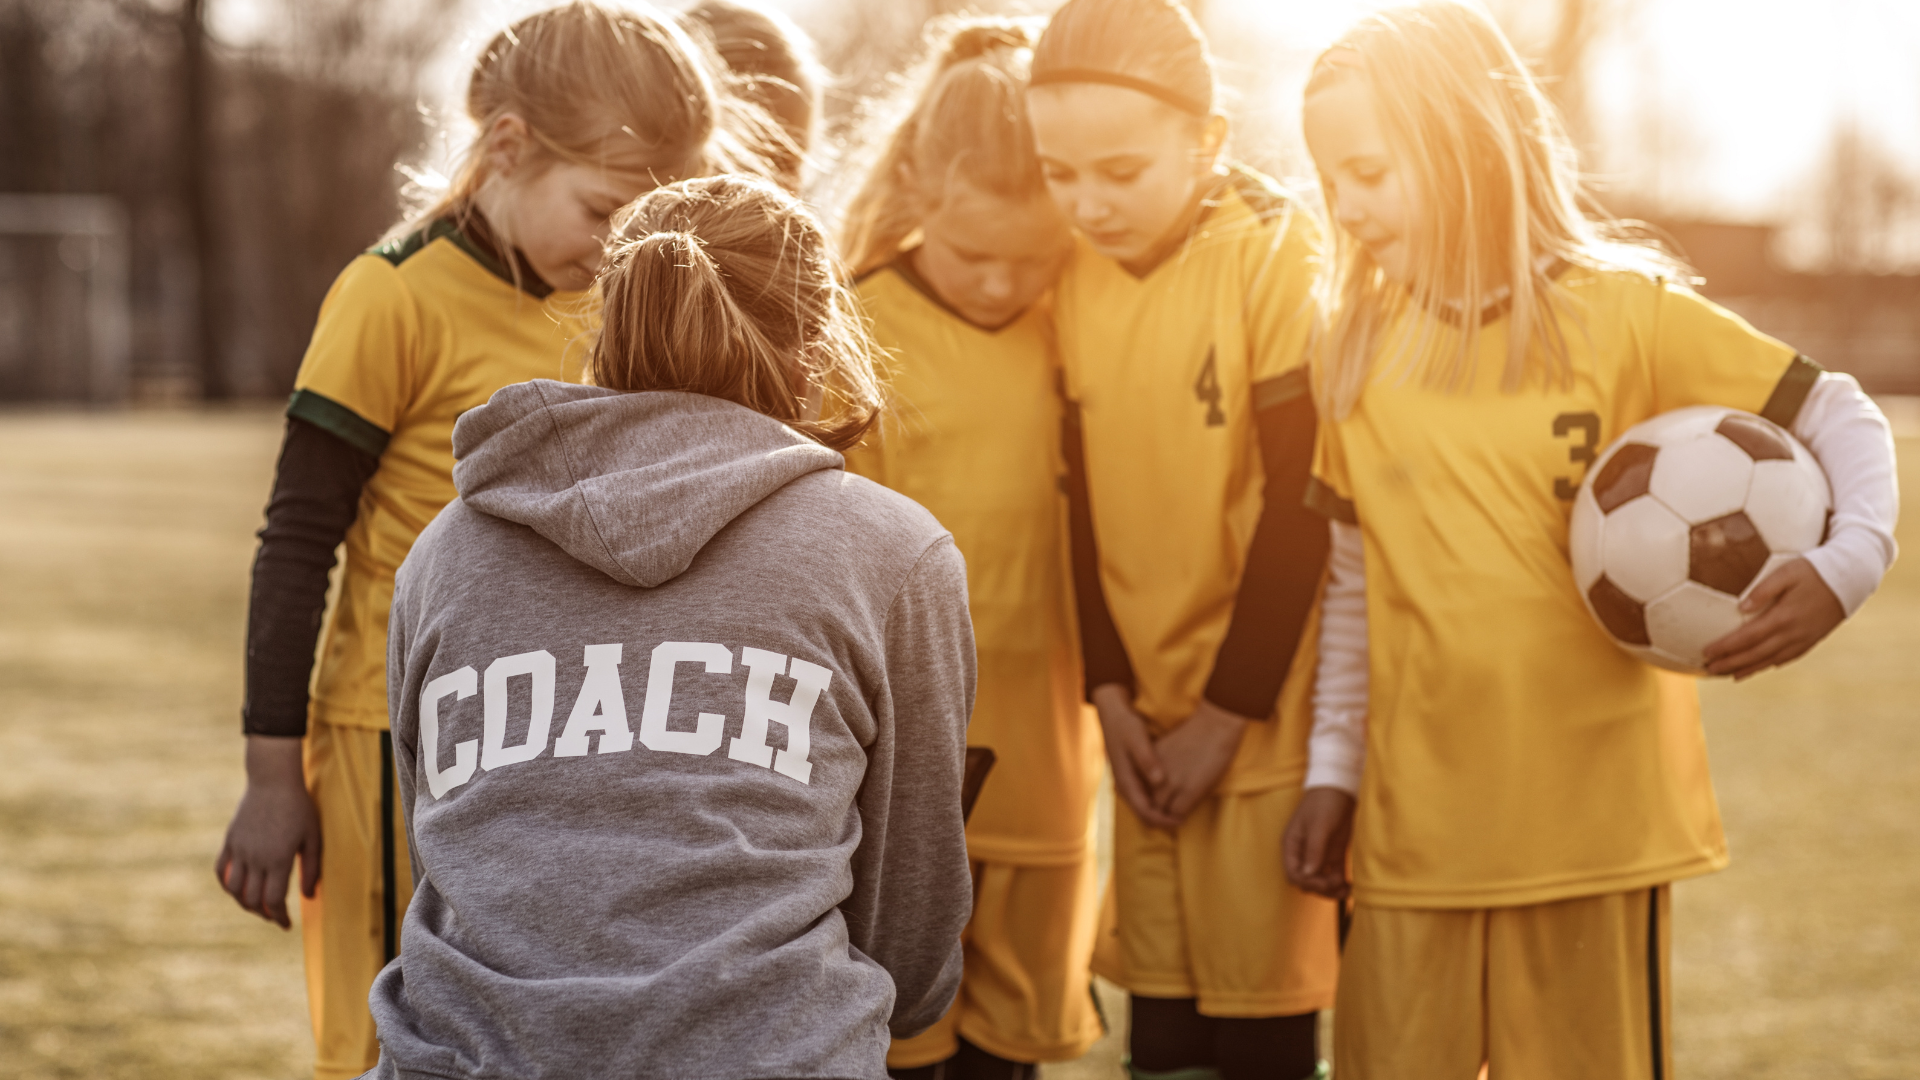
640, 641, 733, 756
481, 650, 557, 770
421, 666, 478, 799
727, 647, 830, 785
554, 644, 634, 757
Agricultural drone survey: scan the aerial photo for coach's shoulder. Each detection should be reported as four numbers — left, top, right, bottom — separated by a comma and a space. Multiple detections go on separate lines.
764, 466, 956, 576
820, 467, 946, 537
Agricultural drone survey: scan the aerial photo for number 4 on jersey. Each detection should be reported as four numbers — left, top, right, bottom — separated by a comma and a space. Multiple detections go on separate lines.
1194, 347, 1225, 427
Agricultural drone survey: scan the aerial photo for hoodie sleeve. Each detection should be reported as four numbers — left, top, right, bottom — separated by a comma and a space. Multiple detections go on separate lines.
846, 536, 976, 1039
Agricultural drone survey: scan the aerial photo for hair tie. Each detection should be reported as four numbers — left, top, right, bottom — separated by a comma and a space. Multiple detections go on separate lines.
1027, 67, 1208, 116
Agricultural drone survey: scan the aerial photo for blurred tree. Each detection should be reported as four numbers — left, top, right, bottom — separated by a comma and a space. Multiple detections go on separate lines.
0, 0, 453, 402
180, 0, 223, 399
1487, 0, 1632, 152
812, 0, 986, 107
1816, 119, 1915, 273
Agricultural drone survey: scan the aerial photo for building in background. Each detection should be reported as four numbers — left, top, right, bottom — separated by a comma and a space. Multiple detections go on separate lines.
1654, 219, 1920, 395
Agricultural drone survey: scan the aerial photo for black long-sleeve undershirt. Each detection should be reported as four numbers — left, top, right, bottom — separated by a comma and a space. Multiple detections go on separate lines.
1062, 381, 1328, 720
242, 417, 379, 737
1202, 387, 1328, 719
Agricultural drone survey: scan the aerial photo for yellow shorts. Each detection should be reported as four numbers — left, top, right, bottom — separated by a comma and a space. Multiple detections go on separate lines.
299, 718, 412, 1080
1093, 784, 1339, 1017
1335, 886, 1672, 1080
887, 857, 1105, 1068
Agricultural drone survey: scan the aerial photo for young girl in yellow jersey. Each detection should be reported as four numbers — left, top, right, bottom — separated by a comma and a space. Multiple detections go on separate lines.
211, 6, 783, 1077
838, 18, 1105, 1079
1283, 5, 1900, 1077
1023, 1, 1338, 1076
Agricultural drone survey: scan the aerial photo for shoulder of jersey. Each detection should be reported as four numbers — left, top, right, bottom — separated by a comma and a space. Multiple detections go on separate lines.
853, 260, 903, 294
1223, 165, 1298, 225
853, 261, 937, 323
369, 220, 448, 268
1553, 261, 1678, 316
368, 218, 534, 296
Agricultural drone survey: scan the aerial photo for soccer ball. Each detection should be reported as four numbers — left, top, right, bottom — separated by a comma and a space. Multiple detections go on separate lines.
1569, 406, 1831, 674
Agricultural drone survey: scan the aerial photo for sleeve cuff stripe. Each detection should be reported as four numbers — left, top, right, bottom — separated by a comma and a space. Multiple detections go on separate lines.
1253, 367, 1311, 412
1304, 476, 1358, 524
288, 389, 391, 459
1760, 354, 1823, 428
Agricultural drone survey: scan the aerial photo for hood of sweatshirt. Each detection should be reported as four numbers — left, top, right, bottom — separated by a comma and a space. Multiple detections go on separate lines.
451, 380, 843, 588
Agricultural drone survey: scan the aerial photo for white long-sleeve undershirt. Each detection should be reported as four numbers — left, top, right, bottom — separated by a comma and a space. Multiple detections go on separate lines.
1303, 372, 1902, 795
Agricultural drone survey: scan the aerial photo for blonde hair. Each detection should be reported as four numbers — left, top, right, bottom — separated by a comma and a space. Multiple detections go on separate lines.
839, 16, 1048, 277
683, 0, 824, 193
590, 174, 882, 451
394, 2, 779, 247
1028, 0, 1216, 120
1310, 1, 1681, 418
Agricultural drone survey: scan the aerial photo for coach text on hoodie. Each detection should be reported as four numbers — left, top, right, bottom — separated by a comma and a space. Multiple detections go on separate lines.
370, 381, 976, 1080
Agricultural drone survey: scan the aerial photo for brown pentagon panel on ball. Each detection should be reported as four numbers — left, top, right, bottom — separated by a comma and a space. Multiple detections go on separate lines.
1714, 413, 1795, 461
1593, 443, 1659, 512
1587, 575, 1651, 645
1689, 510, 1772, 595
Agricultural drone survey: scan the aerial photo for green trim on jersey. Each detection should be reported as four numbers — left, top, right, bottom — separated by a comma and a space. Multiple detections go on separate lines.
372, 219, 553, 300
876, 249, 1029, 334
1760, 353, 1823, 428
288, 388, 391, 458
1124, 1063, 1224, 1080
1226, 164, 1293, 224
1122, 164, 1298, 281
1253, 366, 1311, 411
1305, 476, 1358, 524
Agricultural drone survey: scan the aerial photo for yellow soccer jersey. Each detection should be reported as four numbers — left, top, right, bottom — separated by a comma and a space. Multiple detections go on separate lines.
291, 221, 589, 731
1055, 169, 1323, 794
846, 258, 1104, 865
1310, 265, 1816, 908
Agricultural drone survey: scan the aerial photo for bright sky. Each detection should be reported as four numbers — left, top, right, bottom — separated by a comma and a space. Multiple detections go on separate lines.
217, 0, 1920, 257
1586, 0, 1920, 216
1205, 0, 1920, 221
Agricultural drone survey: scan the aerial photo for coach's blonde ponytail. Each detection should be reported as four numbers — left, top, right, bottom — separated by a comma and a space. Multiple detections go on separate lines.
590, 175, 882, 451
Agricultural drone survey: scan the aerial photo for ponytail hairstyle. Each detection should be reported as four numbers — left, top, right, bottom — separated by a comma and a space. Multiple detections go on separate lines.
1028, 0, 1218, 124
589, 174, 882, 451
683, 0, 824, 193
839, 15, 1048, 278
1309, 1, 1683, 419
392, 2, 781, 248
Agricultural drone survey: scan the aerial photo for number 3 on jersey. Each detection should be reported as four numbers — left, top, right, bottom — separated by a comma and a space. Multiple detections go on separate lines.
1194, 347, 1225, 427
1552, 411, 1601, 499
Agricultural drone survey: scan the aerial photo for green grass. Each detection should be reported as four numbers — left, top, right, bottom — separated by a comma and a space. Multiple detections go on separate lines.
0, 408, 309, 1080
0, 407, 1913, 1078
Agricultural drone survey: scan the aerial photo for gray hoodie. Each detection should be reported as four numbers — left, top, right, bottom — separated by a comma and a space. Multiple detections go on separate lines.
370, 380, 975, 1080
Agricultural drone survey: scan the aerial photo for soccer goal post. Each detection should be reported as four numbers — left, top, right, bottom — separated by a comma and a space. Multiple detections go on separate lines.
0, 194, 132, 402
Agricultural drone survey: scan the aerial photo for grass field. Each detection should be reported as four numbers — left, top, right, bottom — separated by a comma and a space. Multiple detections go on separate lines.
0, 405, 1914, 1079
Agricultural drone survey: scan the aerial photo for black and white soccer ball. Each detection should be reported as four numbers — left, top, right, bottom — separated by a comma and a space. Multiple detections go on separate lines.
1569, 406, 1832, 674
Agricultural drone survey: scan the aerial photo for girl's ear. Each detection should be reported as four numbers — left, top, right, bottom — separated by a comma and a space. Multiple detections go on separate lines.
897, 159, 937, 217
1199, 113, 1230, 171
485, 113, 534, 180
